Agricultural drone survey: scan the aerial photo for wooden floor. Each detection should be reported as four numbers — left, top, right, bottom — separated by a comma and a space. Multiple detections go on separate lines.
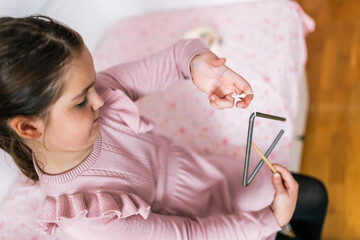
296, 0, 360, 239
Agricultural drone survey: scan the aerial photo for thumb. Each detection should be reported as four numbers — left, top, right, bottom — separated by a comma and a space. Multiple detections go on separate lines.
209, 57, 226, 67
272, 173, 286, 194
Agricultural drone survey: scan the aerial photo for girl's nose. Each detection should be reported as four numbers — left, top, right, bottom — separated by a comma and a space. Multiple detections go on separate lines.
91, 90, 104, 111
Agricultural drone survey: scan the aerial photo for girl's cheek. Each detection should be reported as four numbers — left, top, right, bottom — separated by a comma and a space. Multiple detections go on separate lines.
79, 109, 94, 125
65, 109, 92, 130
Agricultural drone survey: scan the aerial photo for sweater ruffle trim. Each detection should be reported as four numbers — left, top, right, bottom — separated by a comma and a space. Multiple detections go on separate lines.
35, 192, 151, 235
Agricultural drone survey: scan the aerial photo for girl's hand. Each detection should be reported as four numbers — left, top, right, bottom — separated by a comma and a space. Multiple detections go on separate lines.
270, 164, 299, 227
190, 51, 253, 109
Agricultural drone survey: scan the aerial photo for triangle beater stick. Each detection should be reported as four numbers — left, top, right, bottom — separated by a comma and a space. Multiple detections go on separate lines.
251, 142, 277, 173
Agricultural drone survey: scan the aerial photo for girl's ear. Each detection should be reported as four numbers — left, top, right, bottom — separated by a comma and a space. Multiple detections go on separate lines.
9, 116, 43, 139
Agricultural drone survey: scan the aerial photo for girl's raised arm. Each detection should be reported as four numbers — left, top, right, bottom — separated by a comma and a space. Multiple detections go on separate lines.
96, 39, 209, 101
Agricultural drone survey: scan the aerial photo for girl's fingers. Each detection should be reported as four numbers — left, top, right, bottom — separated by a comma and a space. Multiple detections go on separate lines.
233, 79, 253, 104
228, 70, 251, 89
235, 100, 247, 108
243, 93, 254, 105
272, 172, 287, 195
224, 93, 235, 103
225, 73, 253, 106
232, 92, 253, 108
209, 94, 234, 109
273, 164, 299, 193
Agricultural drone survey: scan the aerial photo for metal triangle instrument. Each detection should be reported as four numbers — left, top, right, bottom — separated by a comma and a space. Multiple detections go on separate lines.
243, 112, 286, 187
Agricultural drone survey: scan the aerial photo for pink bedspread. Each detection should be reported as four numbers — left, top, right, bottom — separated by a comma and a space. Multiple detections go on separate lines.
0, 1, 313, 239
94, 0, 314, 169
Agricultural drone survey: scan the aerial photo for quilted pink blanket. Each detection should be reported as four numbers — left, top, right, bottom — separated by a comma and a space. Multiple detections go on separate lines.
0, 1, 313, 239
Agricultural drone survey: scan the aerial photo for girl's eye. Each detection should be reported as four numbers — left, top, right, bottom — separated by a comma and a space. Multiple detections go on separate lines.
76, 96, 88, 108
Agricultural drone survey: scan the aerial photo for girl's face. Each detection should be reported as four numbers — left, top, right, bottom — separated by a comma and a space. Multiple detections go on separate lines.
42, 46, 104, 153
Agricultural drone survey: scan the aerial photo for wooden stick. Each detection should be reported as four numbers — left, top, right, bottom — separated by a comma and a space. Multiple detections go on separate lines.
251, 142, 277, 173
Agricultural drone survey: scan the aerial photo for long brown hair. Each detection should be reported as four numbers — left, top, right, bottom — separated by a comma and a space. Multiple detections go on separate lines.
0, 16, 84, 181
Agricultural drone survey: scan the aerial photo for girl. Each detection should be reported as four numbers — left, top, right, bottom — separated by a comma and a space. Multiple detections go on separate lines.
0, 16, 321, 240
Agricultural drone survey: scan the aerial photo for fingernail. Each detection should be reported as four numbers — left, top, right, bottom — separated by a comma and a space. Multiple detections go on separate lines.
210, 96, 216, 101
274, 173, 280, 180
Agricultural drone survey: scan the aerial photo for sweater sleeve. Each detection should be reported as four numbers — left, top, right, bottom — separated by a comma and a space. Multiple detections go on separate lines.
96, 39, 210, 101
60, 207, 280, 240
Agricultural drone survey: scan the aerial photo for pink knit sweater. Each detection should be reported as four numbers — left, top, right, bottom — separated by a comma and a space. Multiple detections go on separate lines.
34, 39, 281, 239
